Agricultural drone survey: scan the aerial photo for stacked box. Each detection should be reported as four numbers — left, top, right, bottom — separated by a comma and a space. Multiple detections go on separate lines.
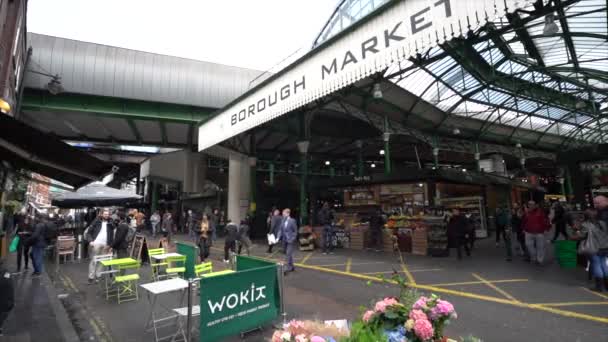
349, 226, 368, 249
411, 227, 428, 255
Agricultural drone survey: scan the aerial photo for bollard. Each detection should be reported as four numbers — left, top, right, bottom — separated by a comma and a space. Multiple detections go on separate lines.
277, 262, 287, 325
186, 278, 193, 342
77, 234, 83, 262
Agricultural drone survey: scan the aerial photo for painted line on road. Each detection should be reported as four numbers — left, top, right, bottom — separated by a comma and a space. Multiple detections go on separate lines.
311, 261, 385, 267
362, 268, 443, 275
398, 252, 416, 285
581, 287, 608, 301
430, 279, 528, 287
345, 258, 352, 273
472, 273, 520, 303
292, 263, 608, 325
300, 253, 313, 265
531, 301, 608, 307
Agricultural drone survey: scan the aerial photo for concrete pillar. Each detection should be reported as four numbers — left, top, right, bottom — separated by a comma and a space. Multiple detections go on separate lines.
227, 153, 243, 224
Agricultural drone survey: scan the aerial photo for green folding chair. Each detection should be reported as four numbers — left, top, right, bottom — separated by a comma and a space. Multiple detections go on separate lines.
148, 248, 167, 281
114, 261, 141, 304
194, 262, 213, 278
165, 255, 186, 279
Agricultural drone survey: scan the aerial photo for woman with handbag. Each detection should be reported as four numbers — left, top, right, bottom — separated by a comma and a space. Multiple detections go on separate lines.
574, 209, 608, 292
198, 214, 210, 262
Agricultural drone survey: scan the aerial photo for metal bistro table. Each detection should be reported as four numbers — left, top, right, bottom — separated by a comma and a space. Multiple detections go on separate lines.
150, 252, 184, 262
141, 278, 189, 342
99, 257, 138, 299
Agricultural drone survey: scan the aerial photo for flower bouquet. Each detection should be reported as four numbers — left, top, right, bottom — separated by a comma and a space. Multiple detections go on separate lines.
350, 295, 457, 342
272, 320, 350, 342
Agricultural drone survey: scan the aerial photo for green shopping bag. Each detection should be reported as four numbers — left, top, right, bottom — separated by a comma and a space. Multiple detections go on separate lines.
9, 235, 19, 253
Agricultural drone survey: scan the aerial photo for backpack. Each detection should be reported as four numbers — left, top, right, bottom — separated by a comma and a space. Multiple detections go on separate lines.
44, 222, 58, 243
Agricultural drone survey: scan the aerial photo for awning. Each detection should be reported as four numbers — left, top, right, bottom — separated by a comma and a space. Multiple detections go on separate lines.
198, 0, 534, 151
52, 183, 142, 208
0, 114, 116, 188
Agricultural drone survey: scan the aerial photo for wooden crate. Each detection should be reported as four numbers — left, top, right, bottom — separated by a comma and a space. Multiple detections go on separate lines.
411, 227, 428, 255
349, 227, 368, 250
383, 230, 395, 252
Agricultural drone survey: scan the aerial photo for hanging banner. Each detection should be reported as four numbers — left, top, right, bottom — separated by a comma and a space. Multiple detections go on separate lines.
198, 0, 533, 151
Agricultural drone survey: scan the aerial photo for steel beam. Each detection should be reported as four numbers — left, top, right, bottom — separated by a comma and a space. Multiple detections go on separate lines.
127, 119, 142, 145
21, 89, 214, 123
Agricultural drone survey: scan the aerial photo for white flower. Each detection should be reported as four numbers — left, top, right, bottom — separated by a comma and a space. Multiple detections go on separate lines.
281, 332, 292, 341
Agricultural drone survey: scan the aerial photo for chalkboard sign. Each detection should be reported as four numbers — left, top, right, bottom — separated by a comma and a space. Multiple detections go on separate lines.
130, 234, 149, 263
331, 228, 350, 248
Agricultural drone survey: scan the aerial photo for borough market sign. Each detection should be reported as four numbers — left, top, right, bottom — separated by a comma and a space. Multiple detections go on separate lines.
198, 0, 533, 151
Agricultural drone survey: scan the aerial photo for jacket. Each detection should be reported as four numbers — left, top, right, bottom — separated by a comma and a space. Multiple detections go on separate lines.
28, 222, 48, 248
270, 215, 282, 237
0, 264, 14, 313
317, 208, 333, 225
447, 215, 469, 239
281, 217, 298, 244
111, 222, 130, 251
224, 223, 239, 243
86, 219, 115, 246
522, 209, 550, 234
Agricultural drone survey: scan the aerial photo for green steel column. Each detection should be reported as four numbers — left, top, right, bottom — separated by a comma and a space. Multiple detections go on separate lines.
151, 181, 159, 213
356, 140, 364, 177
475, 143, 481, 172
300, 152, 309, 225
330, 166, 335, 178
565, 167, 573, 199
383, 117, 391, 175
269, 162, 275, 186
249, 157, 257, 215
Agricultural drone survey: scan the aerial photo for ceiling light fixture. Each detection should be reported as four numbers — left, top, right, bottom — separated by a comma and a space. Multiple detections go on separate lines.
452, 127, 461, 135
379, 149, 385, 155
371, 163, 376, 168
325, 160, 331, 166
372, 83, 383, 99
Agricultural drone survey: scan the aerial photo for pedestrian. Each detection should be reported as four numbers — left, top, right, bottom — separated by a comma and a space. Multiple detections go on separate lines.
199, 214, 210, 262
223, 220, 239, 263
150, 210, 161, 238
574, 209, 608, 292
511, 204, 528, 258
267, 209, 282, 253
318, 202, 335, 254
593, 195, 608, 228
551, 201, 569, 242
27, 214, 49, 277
521, 200, 551, 265
134, 210, 145, 233
14, 216, 32, 273
0, 259, 15, 336
495, 206, 509, 247
187, 209, 196, 241
210, 208, 220, 243
111, 212, 130, 259
447, 208, 471, 260
85, 209, 115, 284
238, 219, 252, 256
281, 208, 298, 274
368, 209, 385, 252
161, 211, 173, 242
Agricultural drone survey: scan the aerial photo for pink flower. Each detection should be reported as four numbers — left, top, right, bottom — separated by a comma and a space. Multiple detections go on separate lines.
271, 331, 283, 342
363, 310, 375, 323
430, 300, 456, 320
413, 319, 434, 341
409, 309, 428, 321
383, 297, 399, 307
310, 336, 325, 342
374, 300, 389, 313
295, 334, 308, 342
413, 296, 429, 310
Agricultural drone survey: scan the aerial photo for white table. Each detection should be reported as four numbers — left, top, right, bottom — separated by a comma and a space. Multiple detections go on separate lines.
151, 253, 183, 261
141, 278, 189, 342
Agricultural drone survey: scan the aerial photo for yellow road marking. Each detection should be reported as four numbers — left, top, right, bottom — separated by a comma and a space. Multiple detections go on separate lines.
345, 258, 352, 273
311, 261, 385, 267
581, 287, 608, 301
362, 268, 443, 275
300, 253, 313, 265
89, 317, 104, 339
472, 273, 520, 303
294, 263, 608, 324
531, 301, 608, 307
430, 279, 529, 287
398, 252, 416, 285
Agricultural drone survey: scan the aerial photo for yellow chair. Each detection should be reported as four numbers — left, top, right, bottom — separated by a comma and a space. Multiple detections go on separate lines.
165, 255, 186, 279
194, 262, 213, 278
114, 261, 140, 304
148, 248, 167, 281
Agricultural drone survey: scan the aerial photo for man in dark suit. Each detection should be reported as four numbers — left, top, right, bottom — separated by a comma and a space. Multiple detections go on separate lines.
267, 209, 282, 253
281, 208, 298, 274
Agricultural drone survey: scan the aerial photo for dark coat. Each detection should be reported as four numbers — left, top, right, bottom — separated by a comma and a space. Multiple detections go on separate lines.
224, 223, 239, 243
270, 215, 282, 237
317, 208, 333, 225
111, 222, 130, 251
447, 215, 469, 247
28, 222, 47, 248
0, 264, 14, 313
86, 219, 115, 246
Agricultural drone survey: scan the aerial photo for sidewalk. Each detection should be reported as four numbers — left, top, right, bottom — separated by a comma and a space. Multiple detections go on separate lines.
1, 254, 79, 342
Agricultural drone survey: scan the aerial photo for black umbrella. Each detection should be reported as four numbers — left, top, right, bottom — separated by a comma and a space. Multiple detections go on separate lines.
52, 183, 142, 208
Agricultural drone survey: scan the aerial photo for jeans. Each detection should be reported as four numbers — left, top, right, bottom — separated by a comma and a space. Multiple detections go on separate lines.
199, 238, 210, 261
151, 223, 159, 237
454, 237, 471, 259
224, 241, 235, 261
285, 242, 295, 271
89, 244, 109, 280
31, 246, 44, 274
525, 232, 546, 264
590, 253, 608, 279
17, 240, 30, 271
322, 225, 334, 253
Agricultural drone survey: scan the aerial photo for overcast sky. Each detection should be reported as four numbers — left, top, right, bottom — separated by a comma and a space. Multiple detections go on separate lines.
27, 0, 339, 71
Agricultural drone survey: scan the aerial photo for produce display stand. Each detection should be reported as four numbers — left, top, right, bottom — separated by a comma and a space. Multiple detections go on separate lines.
439, 196, 488, 238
